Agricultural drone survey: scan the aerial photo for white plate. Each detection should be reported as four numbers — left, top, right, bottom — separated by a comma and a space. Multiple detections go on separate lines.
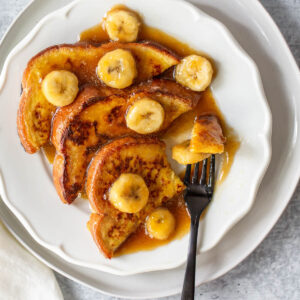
0, 0, 299, 298
0, 0, 271, 275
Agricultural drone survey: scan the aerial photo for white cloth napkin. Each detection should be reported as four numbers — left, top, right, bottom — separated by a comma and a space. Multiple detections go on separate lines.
0, 221, 63, 300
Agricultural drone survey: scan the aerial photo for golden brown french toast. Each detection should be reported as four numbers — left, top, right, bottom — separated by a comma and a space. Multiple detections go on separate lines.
190, 114, 226, 154
50, 84, 121, 152
17, 42, 180, 154
52, 79, 201, 204
86, 136, 184, 258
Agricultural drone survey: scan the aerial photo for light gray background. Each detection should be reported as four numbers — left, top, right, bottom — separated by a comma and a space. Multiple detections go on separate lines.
1, 0, 299, 299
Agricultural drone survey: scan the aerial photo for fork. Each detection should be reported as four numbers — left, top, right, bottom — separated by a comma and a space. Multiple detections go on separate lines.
181, 155, 215, 300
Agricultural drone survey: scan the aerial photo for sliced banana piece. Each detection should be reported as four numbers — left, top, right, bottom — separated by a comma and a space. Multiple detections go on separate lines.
97, 49, 137, 89
105, 9, 141, 42
41, 70, 79, 107
175, 55, 213, 92
126, 97, 165, 134
146, 208, 175, 240
109, 173, 149, 213
172, 140, 210, 165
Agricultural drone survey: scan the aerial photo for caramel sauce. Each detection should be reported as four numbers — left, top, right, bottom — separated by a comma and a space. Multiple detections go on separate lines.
42, 143, 56, 164
79, 22, 108, 43
163, 89, 240, 185
116, 194, 190, 256
79, 5, 208, 57
80, 22, 194, 57
162, 89, 220, 140
42, 6, 240, 257
218, 135, 240, 184
80, 191, 88, 200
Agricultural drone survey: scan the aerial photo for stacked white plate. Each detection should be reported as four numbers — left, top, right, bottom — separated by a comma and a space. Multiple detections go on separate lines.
0, 0, 299, 298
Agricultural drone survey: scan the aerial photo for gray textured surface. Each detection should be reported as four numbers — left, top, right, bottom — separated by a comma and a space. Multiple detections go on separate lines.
0, 0, 299, 299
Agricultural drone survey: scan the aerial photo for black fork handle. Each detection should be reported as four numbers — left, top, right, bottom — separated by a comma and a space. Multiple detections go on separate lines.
181, 214, 200, 300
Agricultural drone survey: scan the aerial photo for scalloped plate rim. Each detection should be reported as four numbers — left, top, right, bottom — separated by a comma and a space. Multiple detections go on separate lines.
0, 0, 272, 275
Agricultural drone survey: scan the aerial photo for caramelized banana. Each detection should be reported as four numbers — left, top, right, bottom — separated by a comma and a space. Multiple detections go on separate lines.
175, 55, 213, 91
105, 9, 141, 42
41, 70, 79, 106
97, 49, 137, 89
108, 173, 149, 213
172, 140, 210, 165
146, 208, 175, 240
126, 97, 165, 134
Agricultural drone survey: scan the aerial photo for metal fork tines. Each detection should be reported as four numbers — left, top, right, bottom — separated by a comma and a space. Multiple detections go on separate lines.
181, 155, 216, 300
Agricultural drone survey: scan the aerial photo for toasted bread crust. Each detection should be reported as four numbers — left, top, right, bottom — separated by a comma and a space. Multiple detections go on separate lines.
87, 213, 137, 259
52, 154, 68, 203
17, 92, 37, 153
86, 137, 184, 257
18, 42, 180, 153
51, 80, 199, 203
87, 214, 111, 258
133, 79, 201, 108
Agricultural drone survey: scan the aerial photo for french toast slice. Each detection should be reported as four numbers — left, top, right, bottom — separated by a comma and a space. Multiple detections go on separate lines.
190, 114, 226, 154
52, 79, 201, 204
17, 42, 180, 154
86, 136, 184, 258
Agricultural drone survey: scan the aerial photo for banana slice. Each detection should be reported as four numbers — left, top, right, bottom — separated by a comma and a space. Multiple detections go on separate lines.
146, 208, 175, 240
105, 9, 141, 42
175, 55, 213, 91
126, 97, 165, 134
172, 140, 210, 165
41, 70, 79, 107
108, 173, 149, 213
97, 49, 137, 89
